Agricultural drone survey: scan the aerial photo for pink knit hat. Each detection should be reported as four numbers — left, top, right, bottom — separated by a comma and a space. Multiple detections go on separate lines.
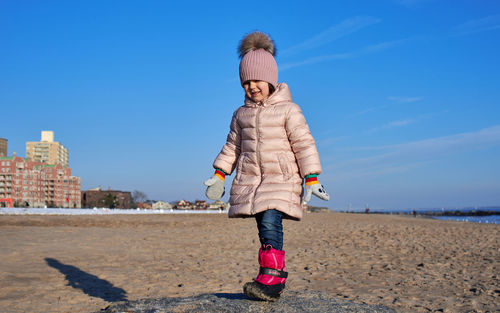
238, 32, 278, 88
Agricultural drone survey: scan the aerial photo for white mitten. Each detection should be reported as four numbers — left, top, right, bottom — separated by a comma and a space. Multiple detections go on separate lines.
302, 174, 330, 205
204, 169, 226, 200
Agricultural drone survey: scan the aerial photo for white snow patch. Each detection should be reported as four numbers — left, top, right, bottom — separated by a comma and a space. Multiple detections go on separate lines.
0, 207, 226, 215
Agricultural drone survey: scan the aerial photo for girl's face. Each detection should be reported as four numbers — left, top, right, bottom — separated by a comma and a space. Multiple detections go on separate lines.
243, 80, 270, 103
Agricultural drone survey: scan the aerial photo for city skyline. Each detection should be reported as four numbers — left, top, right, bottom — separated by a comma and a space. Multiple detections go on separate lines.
1, 1, 499, 209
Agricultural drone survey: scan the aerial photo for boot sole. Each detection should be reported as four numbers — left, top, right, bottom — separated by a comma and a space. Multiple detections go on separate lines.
243, 282, 280, 302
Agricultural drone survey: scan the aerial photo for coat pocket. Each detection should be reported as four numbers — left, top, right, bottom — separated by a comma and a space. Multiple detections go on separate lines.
278, 153, 293, 181
234, 153, 248, 182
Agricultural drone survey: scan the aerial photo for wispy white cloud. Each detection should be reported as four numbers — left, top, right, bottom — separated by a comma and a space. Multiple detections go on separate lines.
359, 38, 408, 53
280, 53, 353, 71
388, 96, 421, 103
396, 0, 435, 7
354, 105, 389, 116
318, 135, 349, 147
368, 118, 415, 133
329, 125, 500, 178
454, 14, 500, 36
349, 95, 420, 118
281, 38, 406, 71
282, 16, 381, 56
390, 125, 500, 153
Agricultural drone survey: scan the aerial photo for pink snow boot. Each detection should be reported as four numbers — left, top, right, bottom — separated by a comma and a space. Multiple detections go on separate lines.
243, 245, 288, 301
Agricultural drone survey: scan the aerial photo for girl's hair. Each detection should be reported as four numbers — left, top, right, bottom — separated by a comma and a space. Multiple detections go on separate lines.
268, 83, 275, 95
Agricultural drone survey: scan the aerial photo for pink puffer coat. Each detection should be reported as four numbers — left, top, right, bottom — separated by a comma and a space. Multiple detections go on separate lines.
213, 83, 322, 220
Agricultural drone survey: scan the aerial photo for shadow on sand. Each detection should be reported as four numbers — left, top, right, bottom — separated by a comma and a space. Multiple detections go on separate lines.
45, 257, 127, 302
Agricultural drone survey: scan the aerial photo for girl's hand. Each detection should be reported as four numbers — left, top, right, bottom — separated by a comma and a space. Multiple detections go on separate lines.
204, 169, 226, 200
302, 183, 330, 205
302, 174, 330, 205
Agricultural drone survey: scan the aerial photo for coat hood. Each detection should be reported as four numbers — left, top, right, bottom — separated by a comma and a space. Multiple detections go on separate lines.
244, 83, 292, 107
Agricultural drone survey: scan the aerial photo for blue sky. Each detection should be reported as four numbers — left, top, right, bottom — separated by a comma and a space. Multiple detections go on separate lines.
1, 0, 499, 209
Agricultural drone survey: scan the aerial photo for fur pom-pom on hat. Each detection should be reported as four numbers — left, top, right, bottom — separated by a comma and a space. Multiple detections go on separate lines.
238, 31, 276, 58
238, 31, 278, 88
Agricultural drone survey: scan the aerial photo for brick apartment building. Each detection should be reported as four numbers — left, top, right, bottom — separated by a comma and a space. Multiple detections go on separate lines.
0, 138, 7, 157
0, 155, 81, 208
81, 187, 132, 209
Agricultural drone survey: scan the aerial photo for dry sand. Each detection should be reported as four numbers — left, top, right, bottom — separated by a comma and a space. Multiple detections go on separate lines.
0, 213, 498, 313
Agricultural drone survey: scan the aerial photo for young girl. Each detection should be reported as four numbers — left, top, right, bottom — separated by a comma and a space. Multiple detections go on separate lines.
204, 31, 330, 301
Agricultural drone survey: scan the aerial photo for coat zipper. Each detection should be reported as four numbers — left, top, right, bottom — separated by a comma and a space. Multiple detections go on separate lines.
251, 105, 263, 214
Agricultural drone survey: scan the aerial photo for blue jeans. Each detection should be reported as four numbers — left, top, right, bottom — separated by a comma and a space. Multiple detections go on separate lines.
255, 209, 283, 250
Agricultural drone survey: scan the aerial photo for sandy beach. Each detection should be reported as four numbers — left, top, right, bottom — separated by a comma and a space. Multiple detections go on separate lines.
0, 212, 498, 313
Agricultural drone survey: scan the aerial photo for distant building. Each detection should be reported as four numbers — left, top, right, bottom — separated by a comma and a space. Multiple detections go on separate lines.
137, 202, 152, 209
0, 155, 81, 208
194, 200, 208, 210
209, 200, 229, 210
26, 131, 69, 167
81, 187, 132, 209
305, 206, 330, 213
0, 138, 7, 157
174, 199, 192, 210
152, 201, 172, 210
